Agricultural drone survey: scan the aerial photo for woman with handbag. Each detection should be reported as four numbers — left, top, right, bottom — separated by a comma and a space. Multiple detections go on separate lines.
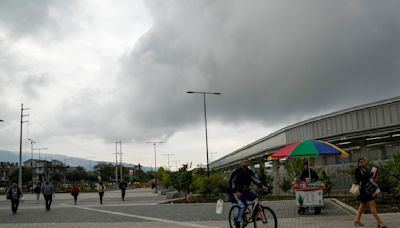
354, 158, 386, 227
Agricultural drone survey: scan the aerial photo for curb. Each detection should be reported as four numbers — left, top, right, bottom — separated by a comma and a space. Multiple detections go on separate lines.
330, 198, 357, 215
157, 197, 186, 204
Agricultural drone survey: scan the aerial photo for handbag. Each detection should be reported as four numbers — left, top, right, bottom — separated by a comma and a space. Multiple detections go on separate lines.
349, 184, 360, 196
364, 180, 379, 196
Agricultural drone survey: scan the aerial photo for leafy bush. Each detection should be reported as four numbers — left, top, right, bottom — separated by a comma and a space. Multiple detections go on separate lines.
280, 178, 292, 193
170, 165, 192, 195
318, 167, 333, 195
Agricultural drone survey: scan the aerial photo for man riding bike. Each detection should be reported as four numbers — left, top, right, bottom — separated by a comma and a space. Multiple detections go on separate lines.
229, 159, 267, 228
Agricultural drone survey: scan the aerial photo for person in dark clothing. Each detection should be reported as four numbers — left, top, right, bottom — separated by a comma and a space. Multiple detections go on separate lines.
299, 161, 319, 182
354, 158, 386, 227
119, 181, 128, 201
229, 159, 264, 228
41, 180, 54, 211
7, 183, 22, 215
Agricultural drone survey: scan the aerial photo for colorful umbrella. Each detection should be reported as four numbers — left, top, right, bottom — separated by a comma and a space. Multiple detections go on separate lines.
270, 139, 349, 160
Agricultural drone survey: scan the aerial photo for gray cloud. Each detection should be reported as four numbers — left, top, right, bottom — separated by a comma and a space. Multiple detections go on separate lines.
112, 1, 400, 138
50, 1, 400, 144
0, 0, 79, 40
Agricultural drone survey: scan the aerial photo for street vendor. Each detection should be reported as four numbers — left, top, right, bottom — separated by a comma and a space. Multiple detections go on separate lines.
299, 161, 319, 182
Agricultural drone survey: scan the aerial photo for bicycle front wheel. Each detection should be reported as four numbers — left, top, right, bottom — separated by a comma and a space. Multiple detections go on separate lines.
253, 205, 277, 228
228, 205, 240, 228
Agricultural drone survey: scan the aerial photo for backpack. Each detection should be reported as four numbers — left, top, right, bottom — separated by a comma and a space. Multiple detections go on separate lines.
11, 188, 19, 200
43, 184, 53, 195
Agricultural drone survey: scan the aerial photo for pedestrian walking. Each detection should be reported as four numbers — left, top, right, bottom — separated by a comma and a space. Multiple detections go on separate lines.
70, 182, 80, 205
354, 158, 386, 227
7, 183, 22, 215
96, 181, 106, 204
119, 180, 128, 201
33, 183, 41, 203
41, 180, 54, 211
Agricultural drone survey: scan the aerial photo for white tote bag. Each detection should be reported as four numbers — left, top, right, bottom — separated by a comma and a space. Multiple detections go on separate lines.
216, 199, 224, 214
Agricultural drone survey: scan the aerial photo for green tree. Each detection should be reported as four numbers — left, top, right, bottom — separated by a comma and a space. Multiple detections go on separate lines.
318, 167, 333, 195
9, 167, 32, 184
67, 166, 88, 182
170, 164, 192, 198
94, 162, 114, 182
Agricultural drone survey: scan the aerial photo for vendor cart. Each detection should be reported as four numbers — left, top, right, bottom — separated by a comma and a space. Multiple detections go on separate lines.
293, 181, 325, 215
269, 140, 349, 216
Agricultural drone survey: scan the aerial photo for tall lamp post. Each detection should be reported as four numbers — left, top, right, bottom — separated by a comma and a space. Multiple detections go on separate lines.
27, 139, 36, 186
187, 91, 221, 177
27, 139, 36, 166
146, 141, 164, 193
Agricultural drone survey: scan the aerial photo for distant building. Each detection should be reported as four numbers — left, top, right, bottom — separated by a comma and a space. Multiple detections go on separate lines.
24, 159, 64, 182
0, 162, 17, 185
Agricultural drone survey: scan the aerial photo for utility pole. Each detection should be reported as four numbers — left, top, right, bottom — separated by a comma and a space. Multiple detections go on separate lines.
33, 148, 48, 160
86, 157, 95, 174
172, 160, 180, 171
146, 141, 164, 193
118, 141, 122, 182
163, 153, 174, 170
115, 142, 118, 183
210, 152, 218, 162
19, 104, 29, 189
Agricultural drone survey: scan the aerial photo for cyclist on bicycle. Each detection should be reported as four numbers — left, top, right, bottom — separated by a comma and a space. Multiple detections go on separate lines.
229, 159, 265, 228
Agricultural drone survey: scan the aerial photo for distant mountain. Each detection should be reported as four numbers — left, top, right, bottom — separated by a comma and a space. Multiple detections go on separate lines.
0, 150, 152, 172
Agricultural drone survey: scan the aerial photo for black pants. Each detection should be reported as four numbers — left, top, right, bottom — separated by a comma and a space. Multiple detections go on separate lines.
44, 194, 52, 210
121, 189, 126, 200
99, 192, 104, 204
11, 199, 19, 213
73, 194, 78, 204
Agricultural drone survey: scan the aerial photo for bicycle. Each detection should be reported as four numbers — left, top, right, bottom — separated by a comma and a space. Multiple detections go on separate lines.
228, 190, 277, 228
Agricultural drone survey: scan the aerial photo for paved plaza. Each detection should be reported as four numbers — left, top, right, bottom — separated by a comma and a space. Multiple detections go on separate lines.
0, 188, 398, 227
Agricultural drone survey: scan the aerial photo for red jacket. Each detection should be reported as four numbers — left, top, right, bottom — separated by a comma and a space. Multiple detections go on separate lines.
71, 186, 80, 195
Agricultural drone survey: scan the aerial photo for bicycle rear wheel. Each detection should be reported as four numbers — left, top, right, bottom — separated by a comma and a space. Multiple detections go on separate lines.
253, 205, 277, 228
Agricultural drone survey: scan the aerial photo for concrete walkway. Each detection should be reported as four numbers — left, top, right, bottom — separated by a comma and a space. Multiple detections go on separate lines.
0, 189, 398, 227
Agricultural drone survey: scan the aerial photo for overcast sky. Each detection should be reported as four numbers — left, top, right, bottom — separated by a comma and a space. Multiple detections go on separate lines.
1, 0, 399, 169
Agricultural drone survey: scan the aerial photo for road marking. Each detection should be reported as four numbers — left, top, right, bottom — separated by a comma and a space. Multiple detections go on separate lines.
76, 205, 221, 228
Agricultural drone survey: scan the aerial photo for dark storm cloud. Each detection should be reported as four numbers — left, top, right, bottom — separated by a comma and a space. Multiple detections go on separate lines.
58, 1, 400, 142
126, 1, 400, 134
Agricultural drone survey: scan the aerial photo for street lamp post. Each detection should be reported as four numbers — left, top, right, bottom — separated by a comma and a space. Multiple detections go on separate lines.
187, 91, 221, 177
146, 141, 164, 193
27, 139, 36, 166
27, 139, 36, 187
